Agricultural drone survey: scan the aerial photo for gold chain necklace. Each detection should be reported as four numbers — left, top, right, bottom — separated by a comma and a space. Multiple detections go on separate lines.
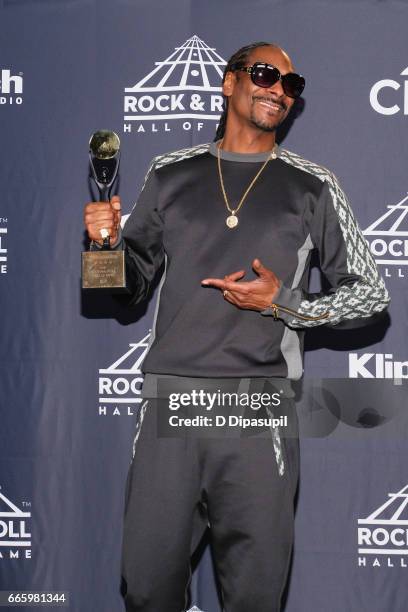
217, 140, 277, 229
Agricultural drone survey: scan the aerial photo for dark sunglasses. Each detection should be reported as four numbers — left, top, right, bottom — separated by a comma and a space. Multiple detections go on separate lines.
230, 62, 305, 99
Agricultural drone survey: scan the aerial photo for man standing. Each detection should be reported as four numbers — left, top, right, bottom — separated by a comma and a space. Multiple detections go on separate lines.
84, 42, 389, 612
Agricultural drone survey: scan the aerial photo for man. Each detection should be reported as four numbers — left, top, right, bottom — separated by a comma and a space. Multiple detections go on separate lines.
84, 42, 389, 612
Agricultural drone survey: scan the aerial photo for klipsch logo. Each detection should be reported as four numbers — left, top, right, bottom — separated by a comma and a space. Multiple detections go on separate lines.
349, 353, 408, 379
358, 483, 408, 568
98, 333, 150, 416
0, 488, 31, 559
363, 193, 408, 279
0, 69, 23, 106
370, 67, 408, 115
123, 35, 225, 134
0, 220, 7, 274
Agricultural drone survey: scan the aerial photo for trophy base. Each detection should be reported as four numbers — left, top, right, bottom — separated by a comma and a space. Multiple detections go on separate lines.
82, 250, 129, 293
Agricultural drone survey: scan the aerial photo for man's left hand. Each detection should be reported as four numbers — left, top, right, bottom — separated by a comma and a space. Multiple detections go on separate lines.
201, 259, 281, 311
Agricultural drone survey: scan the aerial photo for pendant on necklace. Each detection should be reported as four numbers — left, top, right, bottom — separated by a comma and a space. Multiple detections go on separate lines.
226, 214, 238, 229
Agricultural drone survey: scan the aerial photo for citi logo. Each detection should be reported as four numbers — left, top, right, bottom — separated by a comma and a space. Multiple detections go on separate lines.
363, 193, 408, 278
358, 483, 408, 568
123, 35, 225, 134
349, 353, 408, 379
0, 488, 31, 559
0, 69, 23, 105
370, 67, 408, 115
98, 333, 150, 416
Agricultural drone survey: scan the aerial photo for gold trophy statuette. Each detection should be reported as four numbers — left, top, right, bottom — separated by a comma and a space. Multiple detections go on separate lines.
82, 130, 128, 292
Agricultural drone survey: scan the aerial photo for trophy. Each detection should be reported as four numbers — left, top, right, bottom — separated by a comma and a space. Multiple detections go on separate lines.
82, 130, 128, 292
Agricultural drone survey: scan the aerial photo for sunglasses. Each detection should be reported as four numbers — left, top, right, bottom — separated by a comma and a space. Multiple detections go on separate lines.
231, 62, 305, 99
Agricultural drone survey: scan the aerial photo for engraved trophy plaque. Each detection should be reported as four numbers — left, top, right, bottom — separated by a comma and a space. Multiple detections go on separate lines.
82, 130, 128, 292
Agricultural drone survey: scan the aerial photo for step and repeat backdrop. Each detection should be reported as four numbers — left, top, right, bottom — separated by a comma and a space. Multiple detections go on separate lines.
1, 1, 408, 610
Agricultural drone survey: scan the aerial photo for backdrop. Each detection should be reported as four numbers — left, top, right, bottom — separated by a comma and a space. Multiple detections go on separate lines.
1, 1, 408, 610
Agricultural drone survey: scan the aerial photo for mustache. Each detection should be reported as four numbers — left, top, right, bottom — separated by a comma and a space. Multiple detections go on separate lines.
252, 96, 287, 111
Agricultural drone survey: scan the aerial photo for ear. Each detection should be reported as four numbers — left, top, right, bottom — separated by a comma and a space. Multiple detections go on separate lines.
222, 71, 236, 98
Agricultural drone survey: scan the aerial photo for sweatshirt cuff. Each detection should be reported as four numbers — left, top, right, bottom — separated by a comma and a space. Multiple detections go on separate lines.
260, 283, 302, 323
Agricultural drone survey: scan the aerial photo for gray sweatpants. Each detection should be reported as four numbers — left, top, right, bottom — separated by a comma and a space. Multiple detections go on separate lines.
122, 376, 299, 612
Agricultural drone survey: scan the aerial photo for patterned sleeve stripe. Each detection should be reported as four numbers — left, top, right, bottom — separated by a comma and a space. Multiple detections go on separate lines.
279, 149, 390, 328
153, 143, 210, 170
137, 143, 210, 202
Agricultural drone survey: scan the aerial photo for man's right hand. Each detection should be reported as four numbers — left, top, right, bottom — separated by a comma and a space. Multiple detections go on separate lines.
84, 195, 122, 246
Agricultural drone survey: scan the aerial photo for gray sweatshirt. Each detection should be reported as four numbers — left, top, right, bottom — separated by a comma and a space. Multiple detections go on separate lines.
111, 142, 389, 380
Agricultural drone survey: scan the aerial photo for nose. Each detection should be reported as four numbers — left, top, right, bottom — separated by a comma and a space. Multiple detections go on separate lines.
266, 77, 285, 98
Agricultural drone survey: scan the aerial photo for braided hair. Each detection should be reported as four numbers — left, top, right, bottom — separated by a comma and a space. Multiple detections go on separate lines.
214, 42, 279, 141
